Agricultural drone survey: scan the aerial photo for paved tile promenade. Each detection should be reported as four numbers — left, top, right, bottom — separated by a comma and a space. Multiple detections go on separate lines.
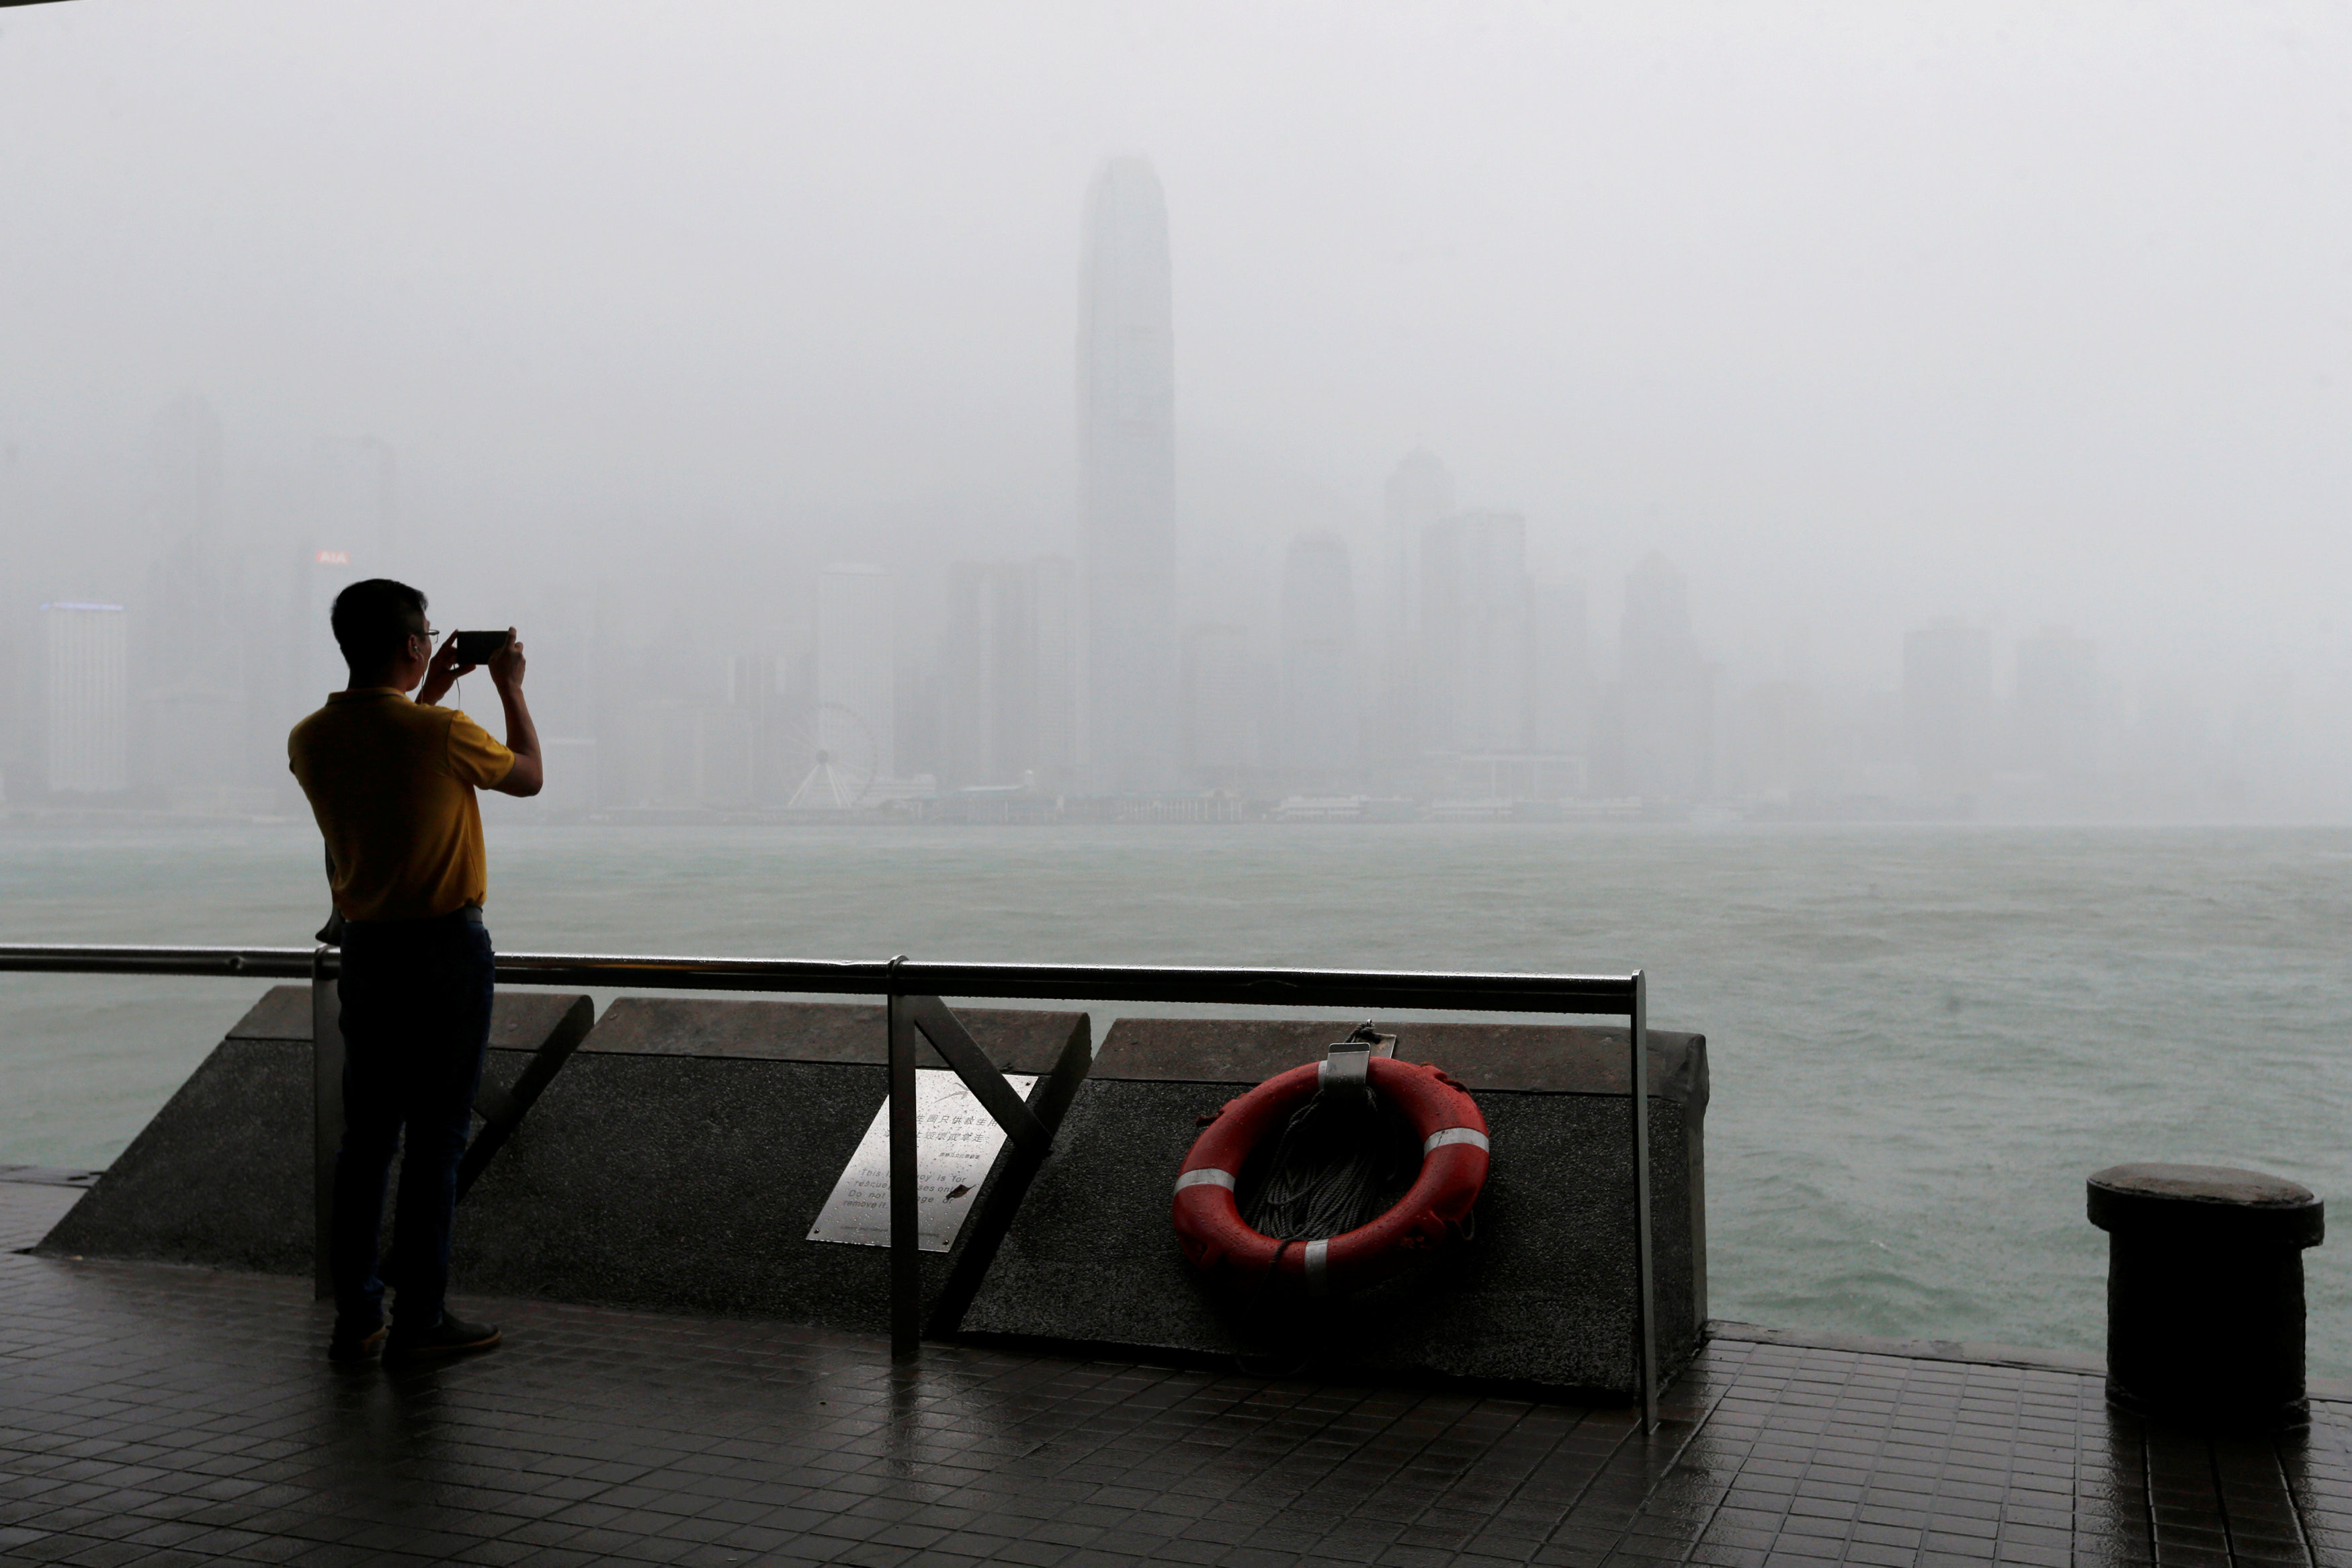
0, 1183, 2341, 1567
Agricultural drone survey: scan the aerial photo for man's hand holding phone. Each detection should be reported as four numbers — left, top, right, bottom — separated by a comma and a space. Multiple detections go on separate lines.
419, 629, 521, 707
484, 629, 526, 693
418, 632, 468, 707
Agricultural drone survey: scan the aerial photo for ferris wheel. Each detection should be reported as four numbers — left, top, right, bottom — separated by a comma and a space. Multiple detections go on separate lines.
784, 702, 880, 809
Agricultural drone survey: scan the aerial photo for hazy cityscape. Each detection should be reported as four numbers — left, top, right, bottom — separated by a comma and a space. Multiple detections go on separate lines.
7, 4, 2351, 829
7, 207, 2348, 824
26, 392, 2333, 826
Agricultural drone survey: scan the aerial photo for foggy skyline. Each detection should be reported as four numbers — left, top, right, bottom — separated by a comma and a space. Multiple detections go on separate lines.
5, 2, 2352, 813
1079, 156, 1178, 791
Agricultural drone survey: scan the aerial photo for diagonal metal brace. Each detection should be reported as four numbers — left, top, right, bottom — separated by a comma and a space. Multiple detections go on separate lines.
900, 994, 1050, 1156
455, 996, 595, 1203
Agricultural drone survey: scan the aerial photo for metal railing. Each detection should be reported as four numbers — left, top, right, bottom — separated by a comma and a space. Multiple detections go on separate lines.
0, 943, 1660, 1428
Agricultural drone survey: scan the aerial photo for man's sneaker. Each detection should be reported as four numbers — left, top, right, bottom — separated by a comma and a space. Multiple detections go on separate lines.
328, 1322, 387, 1362
382, 1313, 501, 1365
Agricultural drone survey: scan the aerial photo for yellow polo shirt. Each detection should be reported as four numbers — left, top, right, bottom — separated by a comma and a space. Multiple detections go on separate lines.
288, 689, 515, 922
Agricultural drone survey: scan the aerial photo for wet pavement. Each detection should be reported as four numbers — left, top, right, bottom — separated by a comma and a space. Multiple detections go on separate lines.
0, 1184, 2341, 1567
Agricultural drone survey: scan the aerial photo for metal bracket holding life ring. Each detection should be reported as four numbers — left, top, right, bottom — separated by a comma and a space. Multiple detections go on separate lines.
1171, 1055, 1490, 1299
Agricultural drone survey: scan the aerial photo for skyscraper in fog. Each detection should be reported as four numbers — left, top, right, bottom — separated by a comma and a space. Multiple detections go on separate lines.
942, 557, 1079, 787
1279, 533, 1358, 781
1381, 451, 1454, 744
816, 564, 894, 783
1079, 157, 1176, 791
42, 602, 128, 795
1421, 512, 1531, 753
311, 437, 396, 576
142, 394, 243, 801
2014, 627, 2102, 779
149, 392, 225, 539
143, 396, 225, 674
1030, 557, 1080, 778
1529, 580, 1591, 763
1616, 554, 1713, 799
1903, 619, 1992, 799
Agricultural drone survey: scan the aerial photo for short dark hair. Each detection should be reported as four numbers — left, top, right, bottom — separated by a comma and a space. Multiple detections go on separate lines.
331, 578, 429, 664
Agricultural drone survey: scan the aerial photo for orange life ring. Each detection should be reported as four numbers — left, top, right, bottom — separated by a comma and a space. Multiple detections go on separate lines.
1172, 1056, 1489, 1298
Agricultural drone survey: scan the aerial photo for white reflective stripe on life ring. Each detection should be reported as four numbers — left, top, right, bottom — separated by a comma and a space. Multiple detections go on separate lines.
1174, 1168, 1236, 1193
1303, 1237, 1330, 1296
1423, 1127, 1490, 1154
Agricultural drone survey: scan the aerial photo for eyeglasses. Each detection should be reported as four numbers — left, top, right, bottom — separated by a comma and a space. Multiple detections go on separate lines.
410, 627, 437, 644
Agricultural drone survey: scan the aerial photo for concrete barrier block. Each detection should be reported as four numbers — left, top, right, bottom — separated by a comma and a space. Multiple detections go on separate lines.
38, 986, 592, 1274
40, 988, 1092, 1340
957, 1017, 1708, 1398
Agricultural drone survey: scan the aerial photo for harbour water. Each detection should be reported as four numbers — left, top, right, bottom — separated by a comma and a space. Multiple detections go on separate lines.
3, 819, 2345, 1375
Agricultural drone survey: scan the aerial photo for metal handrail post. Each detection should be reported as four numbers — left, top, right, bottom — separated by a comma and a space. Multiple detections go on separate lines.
1630, 967, 1657, 1432
902, 995, 1048, 1155
885, 955, 919, 1360
309, 944, 343, 1302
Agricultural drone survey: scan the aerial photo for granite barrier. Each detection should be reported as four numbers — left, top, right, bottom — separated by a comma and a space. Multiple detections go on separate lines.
38, 985, 591, 1276
40, 987, 1091, 1337
956, 1016, 1708, 1398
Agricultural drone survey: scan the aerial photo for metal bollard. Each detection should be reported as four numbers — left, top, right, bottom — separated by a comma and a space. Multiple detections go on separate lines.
2087, 1162, 2324, 1429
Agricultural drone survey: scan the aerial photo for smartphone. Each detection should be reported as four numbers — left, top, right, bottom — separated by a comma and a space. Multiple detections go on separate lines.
452, 629, 511, 664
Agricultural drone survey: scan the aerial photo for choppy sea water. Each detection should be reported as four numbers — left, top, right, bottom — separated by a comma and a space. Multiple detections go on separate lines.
2, 820, 2345, 1374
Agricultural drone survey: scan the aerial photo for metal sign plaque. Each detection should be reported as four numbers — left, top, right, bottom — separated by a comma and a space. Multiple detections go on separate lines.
806, 1068, 1040, 1252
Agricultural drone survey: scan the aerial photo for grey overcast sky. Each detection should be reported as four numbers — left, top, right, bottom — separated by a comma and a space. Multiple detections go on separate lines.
3, 1, 2349, 687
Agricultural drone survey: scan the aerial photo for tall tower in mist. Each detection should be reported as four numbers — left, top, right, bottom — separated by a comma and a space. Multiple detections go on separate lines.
1903, 619, 1991, 800
1079, 157, 1177, 791
1280, 533, 1358, 781
941, 557, 1079, 787
142, 392, 253, 804
1421, 512, 1531, 754
1384, 450, 1454, 630
1617, 554, 1714, 800
144, 393, 226, 672
2014, 627, 2103, 780
1381, 450, 1454, 750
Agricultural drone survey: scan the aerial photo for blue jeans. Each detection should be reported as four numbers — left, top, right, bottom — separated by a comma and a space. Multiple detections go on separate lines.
331, 910, 494, 1332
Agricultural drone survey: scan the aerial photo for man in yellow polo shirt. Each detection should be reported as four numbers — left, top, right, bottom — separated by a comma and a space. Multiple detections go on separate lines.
288, 578, 542, 1364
